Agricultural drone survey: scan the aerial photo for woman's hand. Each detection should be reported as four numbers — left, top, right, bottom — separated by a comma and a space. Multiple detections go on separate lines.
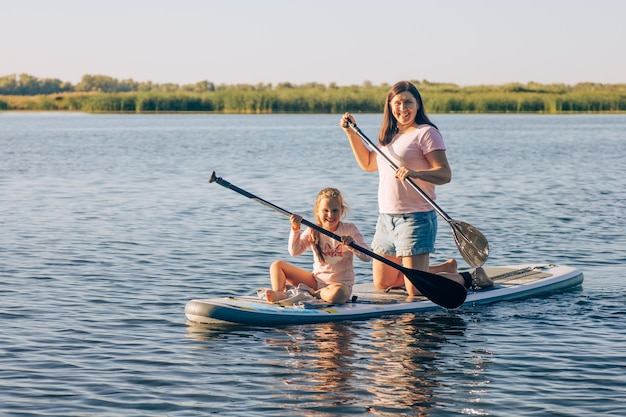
395, 166, 417, 181
340, 112, 355, 130
395, 150, 452, 185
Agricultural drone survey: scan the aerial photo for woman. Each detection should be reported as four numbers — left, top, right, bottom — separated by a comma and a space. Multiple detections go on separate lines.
340, 81, 491, 295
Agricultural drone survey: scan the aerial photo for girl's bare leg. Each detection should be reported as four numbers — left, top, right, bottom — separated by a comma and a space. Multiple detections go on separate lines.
267, 260, 317, 302
317, 283, 351, 304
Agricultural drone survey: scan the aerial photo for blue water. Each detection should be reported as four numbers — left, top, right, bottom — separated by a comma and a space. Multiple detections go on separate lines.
1, 112, 625, 416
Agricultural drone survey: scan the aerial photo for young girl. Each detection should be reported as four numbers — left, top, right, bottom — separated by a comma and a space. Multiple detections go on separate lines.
263, 187, 372, 304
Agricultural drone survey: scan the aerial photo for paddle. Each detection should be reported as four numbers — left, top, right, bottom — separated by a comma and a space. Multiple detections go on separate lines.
347, 122, 489, 268
209, 171, 467, 309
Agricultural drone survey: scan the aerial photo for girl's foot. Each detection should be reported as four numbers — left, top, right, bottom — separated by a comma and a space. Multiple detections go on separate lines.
265, 289, 288, 302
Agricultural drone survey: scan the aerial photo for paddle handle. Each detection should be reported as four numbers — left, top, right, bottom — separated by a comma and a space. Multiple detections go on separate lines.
347, 122, 453, 222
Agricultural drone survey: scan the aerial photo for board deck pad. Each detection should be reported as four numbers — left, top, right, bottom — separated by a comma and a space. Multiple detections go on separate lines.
185, 264, 583, 325
347, 266, 553, 303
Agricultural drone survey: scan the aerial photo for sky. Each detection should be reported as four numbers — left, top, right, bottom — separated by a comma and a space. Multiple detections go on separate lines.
3, 0, 626, 87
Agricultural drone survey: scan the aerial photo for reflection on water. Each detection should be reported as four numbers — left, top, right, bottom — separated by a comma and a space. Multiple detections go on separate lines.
364, 314, 470, 416
272, 322, 359, 413
185, 320, 250, 342
184, 313, 484, 415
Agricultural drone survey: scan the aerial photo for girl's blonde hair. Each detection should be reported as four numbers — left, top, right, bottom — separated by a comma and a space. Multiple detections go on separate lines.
312, 187, 347, 263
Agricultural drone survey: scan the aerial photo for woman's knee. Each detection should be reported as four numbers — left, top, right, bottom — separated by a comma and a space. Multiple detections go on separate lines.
373, 267, 404, 289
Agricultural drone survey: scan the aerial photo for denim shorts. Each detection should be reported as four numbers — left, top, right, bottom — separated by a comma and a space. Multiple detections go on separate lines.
371, 211, 437, 257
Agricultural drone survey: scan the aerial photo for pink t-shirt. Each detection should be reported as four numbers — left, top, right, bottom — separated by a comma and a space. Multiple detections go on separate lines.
377, 124, 446, 214
288, 221, 372, 289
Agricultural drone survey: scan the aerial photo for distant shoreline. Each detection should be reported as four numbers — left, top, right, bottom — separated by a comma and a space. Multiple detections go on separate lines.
2, 90, 624, 114
2, 74, 625, 113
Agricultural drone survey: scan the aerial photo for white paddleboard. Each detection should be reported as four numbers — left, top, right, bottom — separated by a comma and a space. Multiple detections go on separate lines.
185, 264, 583, 326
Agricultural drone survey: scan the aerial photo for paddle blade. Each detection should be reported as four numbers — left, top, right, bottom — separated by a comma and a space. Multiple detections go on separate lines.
403, 268, 467, 309
449, 220, 489, 268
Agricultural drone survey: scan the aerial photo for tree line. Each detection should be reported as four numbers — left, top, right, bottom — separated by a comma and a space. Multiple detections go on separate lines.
1, 73, 625, 113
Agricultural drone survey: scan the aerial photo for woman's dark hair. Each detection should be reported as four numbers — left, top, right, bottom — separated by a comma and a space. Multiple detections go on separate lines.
378, 81, 438, 145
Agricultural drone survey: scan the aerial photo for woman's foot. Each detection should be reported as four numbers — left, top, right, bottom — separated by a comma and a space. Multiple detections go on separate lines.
473, 267, 494, 288
429, 258, 458, 274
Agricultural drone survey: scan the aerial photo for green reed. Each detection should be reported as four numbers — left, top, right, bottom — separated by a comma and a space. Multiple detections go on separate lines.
1, 75, 625, 113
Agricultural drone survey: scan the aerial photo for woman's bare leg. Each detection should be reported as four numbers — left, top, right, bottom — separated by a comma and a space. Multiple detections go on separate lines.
428, 258, 458, 274
374, 255, 459, 293
373, 255, 489, 296
402, 253, 431, 296
372, 255, 405, 290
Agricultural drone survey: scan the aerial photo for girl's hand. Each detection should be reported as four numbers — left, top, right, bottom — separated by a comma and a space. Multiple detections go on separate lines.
290, 214, 303, 230
341, 236, 354, 246
340, 112, 355, 130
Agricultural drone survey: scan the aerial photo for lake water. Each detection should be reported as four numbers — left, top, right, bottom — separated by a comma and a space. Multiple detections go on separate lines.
1, 112, 625, 416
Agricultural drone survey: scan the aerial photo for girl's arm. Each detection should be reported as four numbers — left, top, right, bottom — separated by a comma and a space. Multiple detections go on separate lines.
288, 227, 310, 256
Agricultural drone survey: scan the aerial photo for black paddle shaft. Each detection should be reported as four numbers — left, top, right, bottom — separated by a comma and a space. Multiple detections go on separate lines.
209, 172, 365, 250
208, 172, 467, 309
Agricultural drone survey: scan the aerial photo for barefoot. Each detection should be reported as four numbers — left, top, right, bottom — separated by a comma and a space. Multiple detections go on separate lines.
473, 267, 494, 288
429, 258, 458, 274
265, 289, 288, 302
441, 258, 458, 273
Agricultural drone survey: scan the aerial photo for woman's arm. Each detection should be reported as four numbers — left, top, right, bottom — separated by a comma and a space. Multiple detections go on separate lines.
341, 113, 378, 172
395, 149, 451, 185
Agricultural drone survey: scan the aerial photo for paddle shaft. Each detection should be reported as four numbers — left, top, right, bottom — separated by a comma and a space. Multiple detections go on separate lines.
208, 171, 468, 308
209, 172, 411, 273
348, 122, 452, 221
